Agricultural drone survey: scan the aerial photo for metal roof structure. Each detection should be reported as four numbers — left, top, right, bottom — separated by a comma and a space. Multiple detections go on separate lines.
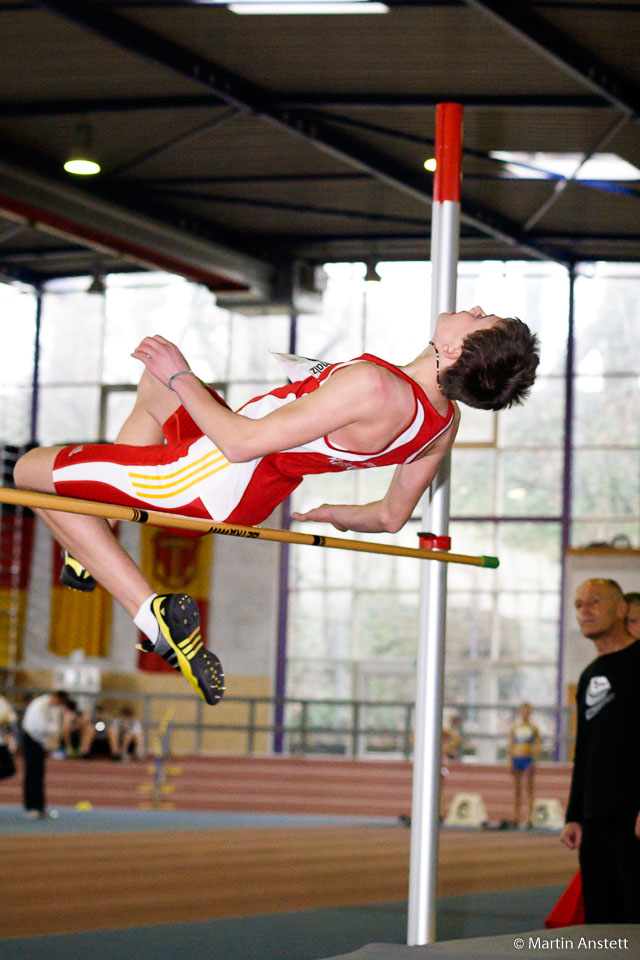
1, 0, 640, 302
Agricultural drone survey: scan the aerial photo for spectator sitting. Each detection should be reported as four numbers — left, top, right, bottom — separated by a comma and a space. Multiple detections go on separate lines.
109, 706, 144, 761
0, 692, 17, 748
442, 714, 463, 761
0, 693, 18, 780
79, 703, 114, 759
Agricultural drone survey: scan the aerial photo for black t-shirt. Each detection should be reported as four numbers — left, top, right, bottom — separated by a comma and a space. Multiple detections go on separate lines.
566, 640, 640, 823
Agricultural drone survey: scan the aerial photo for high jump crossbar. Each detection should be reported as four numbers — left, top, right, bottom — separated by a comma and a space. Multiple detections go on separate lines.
0, 487, 499, 569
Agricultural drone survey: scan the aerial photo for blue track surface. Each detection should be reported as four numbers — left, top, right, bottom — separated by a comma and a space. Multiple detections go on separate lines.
0, 803, 398, 835
0, 890, 567, 960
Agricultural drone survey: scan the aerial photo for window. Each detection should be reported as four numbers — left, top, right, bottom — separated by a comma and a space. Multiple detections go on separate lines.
288, 260, 569, 759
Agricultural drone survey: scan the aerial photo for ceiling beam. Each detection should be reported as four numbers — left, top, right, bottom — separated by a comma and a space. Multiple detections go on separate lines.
9, 0, 640, 12
277, 93, 607, 110
153, 188, 428, 226
0, 94, 225, 116
0, 142, 273, 294
1, 0, 461, 10
0, 92, 607, 117
465, 0, 640, 117
136, 173, 372, 186
0, 245, 97, 261
37, 0, 568, 264
0, 258, 41, 286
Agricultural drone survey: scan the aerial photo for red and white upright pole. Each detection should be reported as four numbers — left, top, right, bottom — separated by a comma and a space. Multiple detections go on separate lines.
407, 102, 463, 946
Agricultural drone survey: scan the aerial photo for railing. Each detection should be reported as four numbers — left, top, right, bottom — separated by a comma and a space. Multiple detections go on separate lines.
8, 687, 577, 763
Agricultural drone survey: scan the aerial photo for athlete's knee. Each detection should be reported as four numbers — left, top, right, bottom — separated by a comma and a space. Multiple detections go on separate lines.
14, 447, 57, 491
136, 367, 180, 421
14, 448, 40, 489
136, 368, 166, 404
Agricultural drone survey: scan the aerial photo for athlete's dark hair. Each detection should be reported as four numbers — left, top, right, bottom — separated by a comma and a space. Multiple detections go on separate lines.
624, 592, 640, 605
439, 318, 540, 411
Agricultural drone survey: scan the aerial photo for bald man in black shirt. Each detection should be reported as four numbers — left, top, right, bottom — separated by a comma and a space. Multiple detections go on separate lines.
561, 578, 640, 923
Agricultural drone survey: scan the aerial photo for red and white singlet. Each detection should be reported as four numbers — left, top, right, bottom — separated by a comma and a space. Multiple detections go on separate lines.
52, 354, 454, 525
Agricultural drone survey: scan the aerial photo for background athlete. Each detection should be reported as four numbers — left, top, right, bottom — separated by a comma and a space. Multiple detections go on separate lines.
508, 701, 542, 828
14, 307, 539, 705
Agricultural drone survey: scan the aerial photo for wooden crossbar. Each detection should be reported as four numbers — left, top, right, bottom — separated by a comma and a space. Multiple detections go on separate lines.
0, 487, 499, 568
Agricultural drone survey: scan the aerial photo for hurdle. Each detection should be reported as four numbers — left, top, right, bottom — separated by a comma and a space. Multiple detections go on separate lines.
0, 487, 499, 569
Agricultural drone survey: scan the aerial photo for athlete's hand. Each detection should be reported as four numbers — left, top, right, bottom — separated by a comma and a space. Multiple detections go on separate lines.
292, 505, 348, 532
560, 821, 582, 850
131, 335, 191, 387
635, 810, 640, 840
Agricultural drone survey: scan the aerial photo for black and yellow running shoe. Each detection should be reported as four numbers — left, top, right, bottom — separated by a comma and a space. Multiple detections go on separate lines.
151, 594, 225, 705
136, 635, 180, 671
59, 550, 97, 592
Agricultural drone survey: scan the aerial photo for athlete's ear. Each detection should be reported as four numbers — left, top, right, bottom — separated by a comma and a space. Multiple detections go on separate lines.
441, 342, 463, 365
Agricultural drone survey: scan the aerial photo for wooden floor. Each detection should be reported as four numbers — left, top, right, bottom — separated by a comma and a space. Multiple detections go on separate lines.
1, 826, 576, 940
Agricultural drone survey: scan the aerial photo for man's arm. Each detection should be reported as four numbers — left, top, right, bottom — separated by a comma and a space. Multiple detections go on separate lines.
560, 821, 583, 850
293, 420, 458, 534
562, 684, 585, 849
132, 335, 397, 462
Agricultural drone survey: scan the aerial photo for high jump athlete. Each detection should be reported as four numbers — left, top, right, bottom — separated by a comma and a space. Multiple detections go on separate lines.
14, 307, 539, 705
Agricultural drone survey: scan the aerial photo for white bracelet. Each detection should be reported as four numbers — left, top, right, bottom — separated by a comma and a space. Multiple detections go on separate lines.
167, 369, 193, 391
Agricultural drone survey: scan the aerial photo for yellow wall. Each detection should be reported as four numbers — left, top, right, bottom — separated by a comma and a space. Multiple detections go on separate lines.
15, 668, 272, 756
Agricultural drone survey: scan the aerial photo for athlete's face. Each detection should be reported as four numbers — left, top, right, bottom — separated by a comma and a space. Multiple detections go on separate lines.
626, 601, 640, 640
574, 580, 626, 640
435, 306, 504, 346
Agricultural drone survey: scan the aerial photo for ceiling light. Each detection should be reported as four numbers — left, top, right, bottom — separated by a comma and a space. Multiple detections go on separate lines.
364, 260, 382, 283
506, 487, 527, 500
490, 151, 640, 181
87, 265, 106, 295
227, 1, 389, 13
423, 158, 437, 172
64, 122, 101, 176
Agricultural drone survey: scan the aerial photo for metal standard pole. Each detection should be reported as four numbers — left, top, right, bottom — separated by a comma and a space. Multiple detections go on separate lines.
407, 102, 462, 946
273, 311, 297, 753
556, 264, 576, 760
29, 287, 43, 446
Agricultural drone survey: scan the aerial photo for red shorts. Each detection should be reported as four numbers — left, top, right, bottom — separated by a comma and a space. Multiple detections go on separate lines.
52, 392, 229, 521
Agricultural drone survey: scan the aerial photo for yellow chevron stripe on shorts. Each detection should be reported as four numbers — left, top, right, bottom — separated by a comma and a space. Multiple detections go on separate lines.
129, 448, 224, 482
129, 460, 232, 499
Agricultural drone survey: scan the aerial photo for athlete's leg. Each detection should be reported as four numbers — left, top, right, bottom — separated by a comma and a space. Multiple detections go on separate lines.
14, 373, 225, 705
113, 369, 180, 446
526, 764, 536, 824
512, 767, 522, 824
14, 446, 152, 616
16, 370, 182, 611
56, 369, 181, 587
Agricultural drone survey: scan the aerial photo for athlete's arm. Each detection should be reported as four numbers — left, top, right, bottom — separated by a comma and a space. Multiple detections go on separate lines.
533, 724, 542, 761
293, 414, 459, 534
132, 335, 393, 461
